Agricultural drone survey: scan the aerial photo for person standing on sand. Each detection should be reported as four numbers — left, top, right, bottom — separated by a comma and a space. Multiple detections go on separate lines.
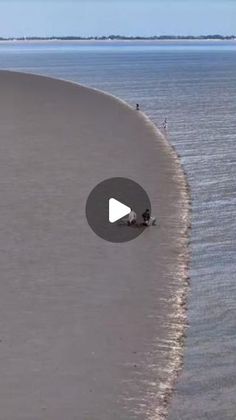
136, 104, 140, 111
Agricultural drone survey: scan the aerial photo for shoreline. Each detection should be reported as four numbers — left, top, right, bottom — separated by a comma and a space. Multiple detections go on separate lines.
0, 70, 191, 419
139, 109, 191, 418
0, 39, 235, 45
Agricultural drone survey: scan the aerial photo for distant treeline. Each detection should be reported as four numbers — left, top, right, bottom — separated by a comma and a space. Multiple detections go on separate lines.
0, 35, 235, 41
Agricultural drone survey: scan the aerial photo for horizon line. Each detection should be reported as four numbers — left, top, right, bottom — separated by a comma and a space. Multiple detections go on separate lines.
0, 34, 235, 41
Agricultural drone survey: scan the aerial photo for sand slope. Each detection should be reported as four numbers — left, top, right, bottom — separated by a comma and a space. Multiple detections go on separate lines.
0, 71, 189, 420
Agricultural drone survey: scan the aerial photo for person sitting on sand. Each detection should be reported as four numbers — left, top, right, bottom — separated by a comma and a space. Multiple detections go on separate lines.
142, 208, 150, 226
128, 209, 137, 225
142, 209, 157, 226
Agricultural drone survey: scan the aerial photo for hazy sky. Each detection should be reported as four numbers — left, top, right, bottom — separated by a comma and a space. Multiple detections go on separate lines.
0, 0, 235, 37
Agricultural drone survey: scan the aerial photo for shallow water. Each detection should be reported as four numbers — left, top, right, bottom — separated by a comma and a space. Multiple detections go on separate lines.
1, 41, 236, 419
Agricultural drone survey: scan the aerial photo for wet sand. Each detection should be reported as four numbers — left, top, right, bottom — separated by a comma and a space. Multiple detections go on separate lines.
0, 71, 190, 419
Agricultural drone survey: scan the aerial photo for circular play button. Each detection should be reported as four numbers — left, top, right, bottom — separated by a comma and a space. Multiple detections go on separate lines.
85, 177, 151, 243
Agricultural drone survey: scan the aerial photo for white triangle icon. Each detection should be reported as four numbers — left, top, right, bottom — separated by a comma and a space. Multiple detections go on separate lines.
109, 198, 131, 224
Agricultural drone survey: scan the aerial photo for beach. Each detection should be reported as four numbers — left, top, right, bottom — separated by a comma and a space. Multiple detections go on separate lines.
0, 71, 189, 419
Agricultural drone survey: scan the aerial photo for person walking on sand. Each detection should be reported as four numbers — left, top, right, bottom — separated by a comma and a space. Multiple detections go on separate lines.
128, 209, 137, 226
136, 103, 140, 111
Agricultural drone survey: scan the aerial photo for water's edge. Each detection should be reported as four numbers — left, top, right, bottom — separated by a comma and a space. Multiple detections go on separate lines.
144, 120, 192, 418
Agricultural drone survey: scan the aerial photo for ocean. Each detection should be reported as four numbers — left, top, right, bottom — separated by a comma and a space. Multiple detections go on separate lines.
0, 40, 236, 419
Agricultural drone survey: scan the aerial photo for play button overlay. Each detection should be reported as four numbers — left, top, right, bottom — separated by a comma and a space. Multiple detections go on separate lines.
109, 198, 131, 223
86, 177, 151, 243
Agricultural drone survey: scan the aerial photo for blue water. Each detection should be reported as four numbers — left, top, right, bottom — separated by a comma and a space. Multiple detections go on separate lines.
1, 40, 236, 419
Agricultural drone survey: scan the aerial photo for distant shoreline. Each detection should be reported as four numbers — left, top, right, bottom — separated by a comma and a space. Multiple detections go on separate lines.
0, 39, 235, 46
0, 35, 235, 42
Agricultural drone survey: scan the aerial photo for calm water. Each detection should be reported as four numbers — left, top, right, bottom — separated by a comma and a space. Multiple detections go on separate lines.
1, 41, 236, 419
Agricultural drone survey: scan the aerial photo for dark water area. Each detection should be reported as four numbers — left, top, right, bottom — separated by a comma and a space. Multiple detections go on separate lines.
1, 40, 236, 419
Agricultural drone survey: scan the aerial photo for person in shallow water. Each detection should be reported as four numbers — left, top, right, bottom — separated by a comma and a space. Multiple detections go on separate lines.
128, 209, 137, 225
163, 118, 168, 129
